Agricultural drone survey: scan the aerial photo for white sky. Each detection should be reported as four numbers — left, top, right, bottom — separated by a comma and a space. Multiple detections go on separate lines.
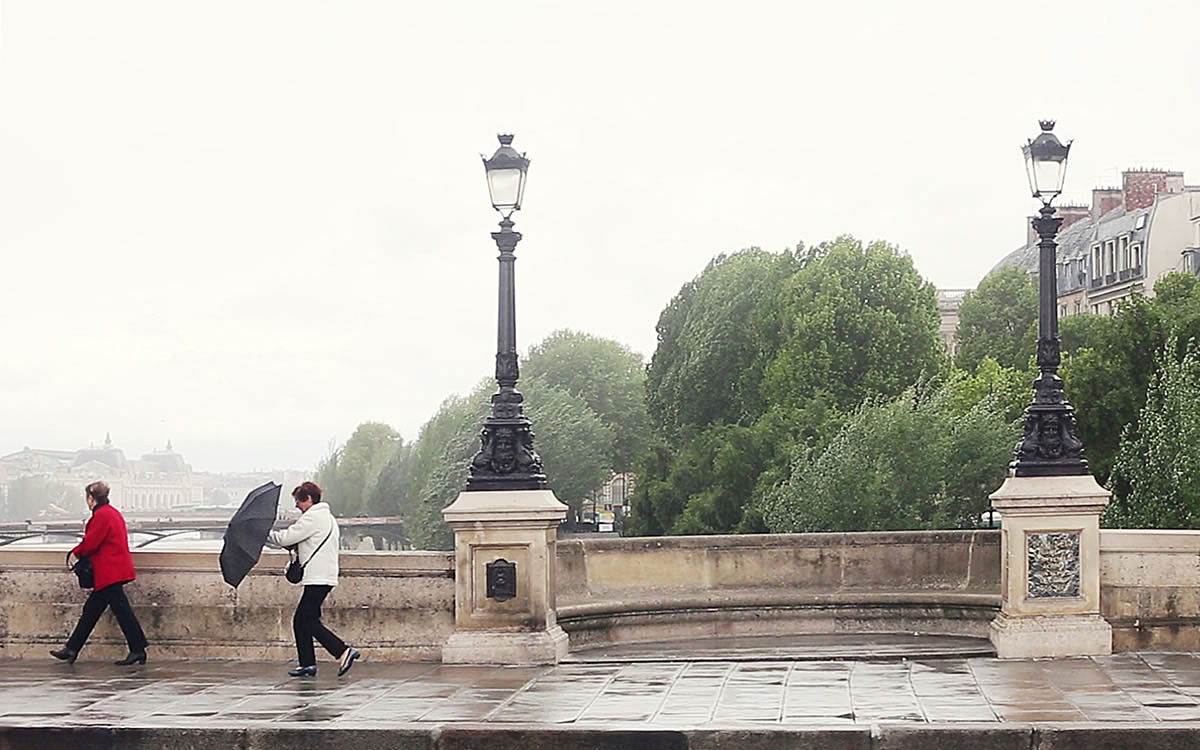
2, 0, 1198, 472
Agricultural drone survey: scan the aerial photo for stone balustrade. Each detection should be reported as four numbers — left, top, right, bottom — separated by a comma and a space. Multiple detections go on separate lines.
1101, 530, 1200, 651
556, 530, 1003, 648
0, 528, 1195, 660
0, 548, 454, 661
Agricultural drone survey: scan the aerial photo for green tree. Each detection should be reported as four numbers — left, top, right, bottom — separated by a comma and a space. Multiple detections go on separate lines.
1060, 274, 1200, 483
624, 419, 784, 537
521, 330, 650, 471
521, 376, 613, 521
394, 372, 616, 548
953, 265, 1038, 371
385, 387, 488, 549
631, 235, 947, 536
760, 381, 1016, 533
762, 236, 946, 416
366, 441, 414, 518
645, 248, 801, 436
1104, 341, 1200, 528
315, 422, 402, 517
946, 357, 1035, 424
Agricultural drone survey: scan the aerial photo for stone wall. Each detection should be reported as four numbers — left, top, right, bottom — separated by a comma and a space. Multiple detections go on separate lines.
3, 528, 1197, 661
556, 531, 1002, 647
0, 548, 455, 661
1101, 530, 1200, 651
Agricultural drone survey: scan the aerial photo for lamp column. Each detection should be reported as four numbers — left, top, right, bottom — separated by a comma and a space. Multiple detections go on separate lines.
441, 134, 569, 666
988, 121, 1112, 659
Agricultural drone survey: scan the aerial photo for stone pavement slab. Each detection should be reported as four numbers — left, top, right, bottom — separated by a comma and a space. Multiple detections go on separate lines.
3, 655, 1200, 747
3, 653, 1200, 727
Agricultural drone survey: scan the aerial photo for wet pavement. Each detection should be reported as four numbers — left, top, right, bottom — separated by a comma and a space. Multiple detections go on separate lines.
4, 652, 1200, 728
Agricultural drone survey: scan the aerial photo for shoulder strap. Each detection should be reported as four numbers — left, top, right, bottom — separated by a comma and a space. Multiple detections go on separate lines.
300, 523, 333, 568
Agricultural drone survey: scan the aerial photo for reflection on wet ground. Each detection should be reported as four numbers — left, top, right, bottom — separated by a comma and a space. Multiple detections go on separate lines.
5, 652, 1200, 727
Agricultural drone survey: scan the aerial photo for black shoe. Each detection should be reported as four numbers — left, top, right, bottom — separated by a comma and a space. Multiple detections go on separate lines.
50, 648, 78, 663
288, 665, 317, 677
114, 651, 146, 666
337, 647, 360, 677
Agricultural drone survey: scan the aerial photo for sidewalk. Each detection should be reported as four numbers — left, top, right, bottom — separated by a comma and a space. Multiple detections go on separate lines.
3, 653, 1200, 747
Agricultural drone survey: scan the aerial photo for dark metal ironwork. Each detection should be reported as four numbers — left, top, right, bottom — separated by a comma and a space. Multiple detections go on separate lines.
467, 136, 548, 491
1009, 204, 1089, 476
486, 558, 517, 601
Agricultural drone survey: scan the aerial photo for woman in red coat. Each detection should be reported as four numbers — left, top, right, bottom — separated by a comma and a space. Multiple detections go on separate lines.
50, 481, 148, 665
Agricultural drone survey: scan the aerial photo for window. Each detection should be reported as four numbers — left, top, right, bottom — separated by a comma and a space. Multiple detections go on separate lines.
1135, 214, 1148, 230
1118, 235, 1129, 270
1132, 243, 1142, 269
1105, 240, 1116, 275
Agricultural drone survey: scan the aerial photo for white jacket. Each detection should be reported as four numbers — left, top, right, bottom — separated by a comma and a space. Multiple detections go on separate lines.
268, 502, 339, 587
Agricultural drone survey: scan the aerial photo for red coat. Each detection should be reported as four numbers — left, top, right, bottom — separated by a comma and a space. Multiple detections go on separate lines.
71, 503, 136, 590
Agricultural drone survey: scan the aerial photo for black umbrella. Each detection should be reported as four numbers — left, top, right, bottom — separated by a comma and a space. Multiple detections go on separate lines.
220, 482, 281, 587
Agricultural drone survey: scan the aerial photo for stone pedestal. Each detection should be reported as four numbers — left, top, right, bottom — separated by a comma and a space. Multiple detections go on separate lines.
988, 475, 1112, 658
441, 489, 569, 665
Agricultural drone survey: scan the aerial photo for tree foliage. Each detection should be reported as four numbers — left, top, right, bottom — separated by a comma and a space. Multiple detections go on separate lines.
953, 265, 1038, 372
1104, 340, 1200, 528
381, 336, 628, 547
630, 235, 948, 536
645, 248, 801, 436
1060, 273, 1200, 483
315, 422, 402, 517
760, 381, 1017, 533
762, 236, 945, 415
521, 330, 650, 471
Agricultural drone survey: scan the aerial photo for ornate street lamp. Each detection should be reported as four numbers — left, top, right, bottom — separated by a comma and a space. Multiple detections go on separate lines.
466, 134, 548, 491
1010, 120, 1088, 476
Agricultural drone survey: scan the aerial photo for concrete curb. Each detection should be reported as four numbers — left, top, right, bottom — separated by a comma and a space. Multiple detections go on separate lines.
4, 724, 1200, 750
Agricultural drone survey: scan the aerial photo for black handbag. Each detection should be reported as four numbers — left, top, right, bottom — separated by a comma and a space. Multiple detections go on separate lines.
285, 528, 332, 584
68, 552, 94, 589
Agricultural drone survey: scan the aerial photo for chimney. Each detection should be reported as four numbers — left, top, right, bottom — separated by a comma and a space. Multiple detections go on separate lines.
1025, 205, 1090, 247
1123, 169, 1185, 211
1057, 204, 1089, 231
1091, 188, 1122, 220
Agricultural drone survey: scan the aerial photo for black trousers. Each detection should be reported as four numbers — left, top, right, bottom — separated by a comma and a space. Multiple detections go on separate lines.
293, 585, 346, 667
66, 582, 148, 653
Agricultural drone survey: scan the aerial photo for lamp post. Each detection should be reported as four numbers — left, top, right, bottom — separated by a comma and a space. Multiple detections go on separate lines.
467, 134, 548, 491
1010, 120, 1088, 477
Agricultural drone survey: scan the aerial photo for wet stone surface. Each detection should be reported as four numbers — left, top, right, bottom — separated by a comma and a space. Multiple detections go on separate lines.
3, 653, 1200, 728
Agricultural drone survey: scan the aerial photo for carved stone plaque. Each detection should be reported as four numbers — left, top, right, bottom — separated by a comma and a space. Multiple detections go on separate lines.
1027, 532, 1080, 598
486, 558, 517, 602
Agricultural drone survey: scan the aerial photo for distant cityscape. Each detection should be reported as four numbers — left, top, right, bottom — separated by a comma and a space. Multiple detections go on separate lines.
0, 434, 308, 520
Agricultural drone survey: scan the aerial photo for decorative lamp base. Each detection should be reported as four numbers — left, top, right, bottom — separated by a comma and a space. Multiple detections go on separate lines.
989, 613, 1112, 659
441, 627, 569, 665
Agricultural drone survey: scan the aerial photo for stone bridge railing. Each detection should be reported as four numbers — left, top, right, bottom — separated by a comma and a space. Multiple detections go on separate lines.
0, 529, 1194, 659
0, 548, 455, 661
556, 531, 1002, 647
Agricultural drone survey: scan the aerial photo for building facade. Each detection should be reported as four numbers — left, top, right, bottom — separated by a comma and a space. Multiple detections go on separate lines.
937, 289, 970, 357
994, 169, 1200, 315
1, 435, 202, 516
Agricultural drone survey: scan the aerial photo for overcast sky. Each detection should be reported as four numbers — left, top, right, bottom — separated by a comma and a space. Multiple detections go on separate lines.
2, 0, 1198, 472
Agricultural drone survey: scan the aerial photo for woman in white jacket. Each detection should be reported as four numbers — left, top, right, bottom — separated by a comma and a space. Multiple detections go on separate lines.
268, 481, 359, 677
